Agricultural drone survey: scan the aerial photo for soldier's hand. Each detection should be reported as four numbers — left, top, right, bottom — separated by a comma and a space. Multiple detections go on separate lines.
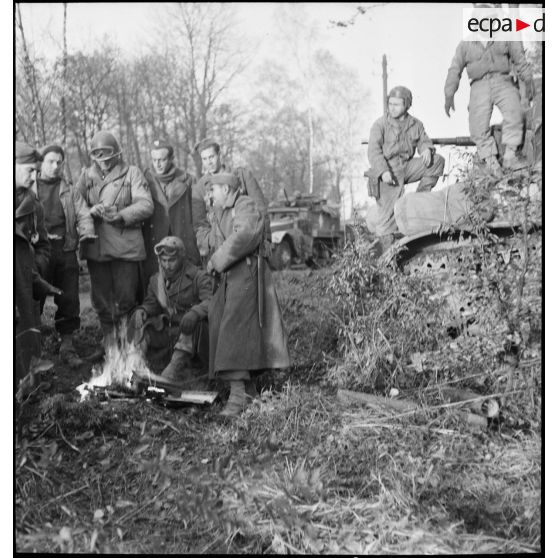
445, 96, 455, 117
207, 259, 215, 273
90, 204, 105, 219
104, 213, 124, 225
180, 312, 199, 335
381, 171, 394, 185
420, 149, 432, 167
80, 234, 98, 242
133, 308, 147, 329
48, 286, 63, 297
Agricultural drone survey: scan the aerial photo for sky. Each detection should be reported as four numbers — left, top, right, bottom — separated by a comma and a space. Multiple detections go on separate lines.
18, 2, 481, 139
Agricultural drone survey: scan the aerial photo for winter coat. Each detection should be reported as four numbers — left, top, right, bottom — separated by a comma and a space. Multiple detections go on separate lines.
205, 190, 290, 376
192, 164, 269, 255
142, 167, 201, 279
139, 260, 213, 329
367, 114, 434, 182
37, 177, 95, 252
76, 162, 154, 261
444, 41, 533, 98
15, 190, 54, 381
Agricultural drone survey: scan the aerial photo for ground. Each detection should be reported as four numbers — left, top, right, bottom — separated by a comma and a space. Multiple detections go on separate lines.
16, 194, 541, 552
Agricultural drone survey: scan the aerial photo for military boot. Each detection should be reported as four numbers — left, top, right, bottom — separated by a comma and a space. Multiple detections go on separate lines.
219, 380, 249, 417
160, 349, 195, 385
59, 334, 84, 369
484, 156, 503, 179
502, 146, 528, 171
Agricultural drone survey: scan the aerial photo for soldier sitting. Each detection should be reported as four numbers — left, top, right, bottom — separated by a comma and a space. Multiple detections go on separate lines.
131, 236, 213, 385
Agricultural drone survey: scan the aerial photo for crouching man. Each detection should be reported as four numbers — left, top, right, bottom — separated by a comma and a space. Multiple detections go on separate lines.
131, 236, 213, 385
201, 173, 290, 417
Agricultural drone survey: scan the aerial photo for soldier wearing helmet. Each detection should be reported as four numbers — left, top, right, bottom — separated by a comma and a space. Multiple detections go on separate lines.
366, 85, 445, 252
76, 131, 154, 360
142, 139, 200, 286
130, 236, 213, 384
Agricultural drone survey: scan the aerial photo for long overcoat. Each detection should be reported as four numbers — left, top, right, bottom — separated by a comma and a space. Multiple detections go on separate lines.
142, 167, 201, 281
15, 190, 52, 381
76, 162, 153, 261
205, 190, 290, 377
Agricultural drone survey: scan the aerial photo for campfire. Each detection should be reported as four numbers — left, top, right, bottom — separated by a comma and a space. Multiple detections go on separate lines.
76, 321, 218, 406
76, 321, 150, 401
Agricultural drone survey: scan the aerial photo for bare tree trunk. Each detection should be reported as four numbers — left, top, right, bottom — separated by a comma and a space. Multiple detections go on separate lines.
307, 107, 314, 193
16, 4, 40, 147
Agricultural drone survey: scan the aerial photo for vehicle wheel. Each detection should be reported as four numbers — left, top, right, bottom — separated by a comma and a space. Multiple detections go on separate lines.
271, 240, 292, 270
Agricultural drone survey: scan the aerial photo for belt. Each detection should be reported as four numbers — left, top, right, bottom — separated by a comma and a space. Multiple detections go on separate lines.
473, 72, 509, 83
47, 234, 65, 241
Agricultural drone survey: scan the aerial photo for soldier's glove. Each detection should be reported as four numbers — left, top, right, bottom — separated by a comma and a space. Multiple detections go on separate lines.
525, 79, 536, 102
133, 308, 147, 330
445, 96, 455, 117
180, 311, 199, 335
90, 204, 105, 219
420, 149, 432, 167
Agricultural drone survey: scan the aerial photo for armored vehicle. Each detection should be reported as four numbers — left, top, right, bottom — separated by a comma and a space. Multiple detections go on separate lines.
269, 192, 342, 270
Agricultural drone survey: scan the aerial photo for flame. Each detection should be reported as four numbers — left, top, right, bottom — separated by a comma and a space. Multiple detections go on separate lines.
77, 320, 151, 400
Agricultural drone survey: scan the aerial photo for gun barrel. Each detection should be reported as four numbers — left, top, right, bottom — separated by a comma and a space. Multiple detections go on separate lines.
431, 137, 475, 146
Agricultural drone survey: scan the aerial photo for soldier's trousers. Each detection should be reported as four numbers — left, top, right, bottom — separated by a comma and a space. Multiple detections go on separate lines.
469, 74, 524, 160
140, 319, 209, 370
87, 259, 141, 332
39, 239, 80, 335
376, 154, 445, 236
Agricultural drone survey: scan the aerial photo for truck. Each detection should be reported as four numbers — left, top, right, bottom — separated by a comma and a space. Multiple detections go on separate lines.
268, 191, 343, 270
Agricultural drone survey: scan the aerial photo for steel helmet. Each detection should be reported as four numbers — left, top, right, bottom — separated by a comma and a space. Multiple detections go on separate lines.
388, 86, 413, 110
90, 131, 121, 162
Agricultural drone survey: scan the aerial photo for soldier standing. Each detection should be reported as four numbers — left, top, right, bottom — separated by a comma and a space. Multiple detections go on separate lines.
37, 145, 96, 367
15, 142, 59, 382
142, 140, 200, 284
76, 132, 154, 359
191, 138, 269, 259
202, 173, 290, 417
444, 5, 535, 177
367, 86, 445, 252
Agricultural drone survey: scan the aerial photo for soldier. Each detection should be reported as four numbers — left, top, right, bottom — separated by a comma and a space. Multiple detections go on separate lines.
76, 131, 154, 359
444, 5, 535, 177
191, 138, 269, 260
37, 145, 96, 367
15, 142, 60, 382
131, 236, 213, 383
202, 173, 290, 417
142, 140, 200, 285
367, 86, 445, 252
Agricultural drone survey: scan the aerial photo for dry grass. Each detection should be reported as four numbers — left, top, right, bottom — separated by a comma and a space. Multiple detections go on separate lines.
17, 211, 541, 553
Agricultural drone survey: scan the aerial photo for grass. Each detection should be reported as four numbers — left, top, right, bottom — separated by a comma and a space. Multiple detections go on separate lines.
16, 180, 541, 553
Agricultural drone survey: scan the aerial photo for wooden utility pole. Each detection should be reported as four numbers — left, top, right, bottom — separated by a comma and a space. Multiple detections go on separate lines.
382, 54, 388, 115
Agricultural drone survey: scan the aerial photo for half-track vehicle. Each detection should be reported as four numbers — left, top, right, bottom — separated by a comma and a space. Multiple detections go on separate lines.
268, 192, 342, 270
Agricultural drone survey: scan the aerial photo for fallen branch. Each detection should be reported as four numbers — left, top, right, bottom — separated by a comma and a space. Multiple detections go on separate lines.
56, 422, 81, 453
337, 389, 488, 428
